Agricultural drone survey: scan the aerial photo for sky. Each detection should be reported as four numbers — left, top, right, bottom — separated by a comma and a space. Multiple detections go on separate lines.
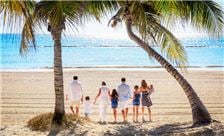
1, 0, 223, 40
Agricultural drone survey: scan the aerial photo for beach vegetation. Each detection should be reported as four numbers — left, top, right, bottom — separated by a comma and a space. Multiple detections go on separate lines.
27, 112, 88, 132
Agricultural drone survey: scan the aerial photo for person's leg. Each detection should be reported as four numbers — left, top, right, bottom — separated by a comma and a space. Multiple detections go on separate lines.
75, 106, 79, 116
136, 106, 139, 122
102, 103, 107, 122
85, 113, 90, 120
99, 103, 103, 122
148, 107, 152, 121
142, 106, 145, 122
70, 106, 75, 114
133, 106, 136, 122
121, 109, 125, 122
125, 108, 128, 121
114, 108, 117, 122
113, 108, 117, 122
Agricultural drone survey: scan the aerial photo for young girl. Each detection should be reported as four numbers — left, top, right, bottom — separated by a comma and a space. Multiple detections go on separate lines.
111, 89, 119, 122
132, 85, 141, 122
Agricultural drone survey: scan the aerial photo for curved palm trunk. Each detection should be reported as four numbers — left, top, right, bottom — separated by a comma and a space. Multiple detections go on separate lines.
125, 19, 211, 125
50, 23, 65, 126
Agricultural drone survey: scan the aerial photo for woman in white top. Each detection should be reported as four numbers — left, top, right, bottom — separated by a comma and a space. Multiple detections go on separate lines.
94, 81, 110, 123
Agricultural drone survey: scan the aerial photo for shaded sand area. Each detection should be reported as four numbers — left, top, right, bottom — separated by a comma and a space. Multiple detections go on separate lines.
1, 69, 224, 135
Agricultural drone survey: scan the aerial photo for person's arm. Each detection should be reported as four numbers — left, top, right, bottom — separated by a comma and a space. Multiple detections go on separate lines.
80, 85, 84, 102
139, 87, 142, 92
128, 86, 132, 99
66, 83, 70, 101
108, 89, 111, 99
94, 88, 101, 104
131, 91, 135, 99
117, 86, 120, 101
66, 94, 68, 101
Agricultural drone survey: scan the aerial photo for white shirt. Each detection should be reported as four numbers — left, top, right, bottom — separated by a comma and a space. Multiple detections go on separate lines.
99, 86, 110, 103
84, 101, 92, 114
117, 82, 131, 101
67, 80, 83, 101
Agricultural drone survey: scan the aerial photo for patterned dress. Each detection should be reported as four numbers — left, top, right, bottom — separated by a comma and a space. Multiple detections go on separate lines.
141, 89, 152, 107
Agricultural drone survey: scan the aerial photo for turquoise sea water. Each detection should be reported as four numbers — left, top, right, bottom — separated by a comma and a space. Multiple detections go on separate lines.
0, 34, 224, 69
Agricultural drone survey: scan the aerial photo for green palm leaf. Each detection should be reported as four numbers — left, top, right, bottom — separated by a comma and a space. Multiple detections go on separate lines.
153, 1, 224, 37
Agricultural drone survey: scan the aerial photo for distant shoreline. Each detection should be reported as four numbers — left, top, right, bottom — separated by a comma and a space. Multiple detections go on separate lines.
1, 65, 223, 72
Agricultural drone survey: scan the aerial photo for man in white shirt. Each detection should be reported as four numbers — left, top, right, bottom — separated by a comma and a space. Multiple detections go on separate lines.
117, 78, 131, 122
66, 76, 83, 116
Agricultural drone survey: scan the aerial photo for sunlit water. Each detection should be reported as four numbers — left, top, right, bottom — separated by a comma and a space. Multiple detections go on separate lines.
1, 34, 223, 69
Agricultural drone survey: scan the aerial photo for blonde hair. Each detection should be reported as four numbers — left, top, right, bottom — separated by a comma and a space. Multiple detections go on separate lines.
141, 80, 148, 89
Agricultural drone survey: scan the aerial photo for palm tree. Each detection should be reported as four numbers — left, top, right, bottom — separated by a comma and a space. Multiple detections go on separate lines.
108, 1, 223, 125
0, 0, 117, 127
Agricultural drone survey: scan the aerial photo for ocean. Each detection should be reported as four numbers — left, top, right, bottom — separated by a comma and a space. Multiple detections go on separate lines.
0, 34, 224, 69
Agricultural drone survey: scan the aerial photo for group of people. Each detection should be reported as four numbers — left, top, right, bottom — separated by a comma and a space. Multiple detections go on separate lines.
66, 76, 154, 123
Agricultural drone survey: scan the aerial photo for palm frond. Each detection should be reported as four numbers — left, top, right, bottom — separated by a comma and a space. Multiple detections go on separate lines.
0, 1, 35, 32
20, 15, 36, 55
147, 21, 188, 67
82, 1, 118, 24
120, 1, 187, 67
0, 1, 36, 55
153, 1, 224, 37
129, 1, 160, 41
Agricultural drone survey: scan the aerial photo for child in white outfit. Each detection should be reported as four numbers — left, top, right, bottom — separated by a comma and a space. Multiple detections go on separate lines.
84, 96, 91, 119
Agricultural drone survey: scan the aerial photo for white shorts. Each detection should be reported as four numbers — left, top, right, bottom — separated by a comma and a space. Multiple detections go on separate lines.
70, 100, 80, 107
119, 101, 129, 110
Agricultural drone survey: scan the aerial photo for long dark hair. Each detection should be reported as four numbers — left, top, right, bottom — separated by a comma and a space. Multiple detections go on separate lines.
141, 80, 148, 89
111, 89, 118, 98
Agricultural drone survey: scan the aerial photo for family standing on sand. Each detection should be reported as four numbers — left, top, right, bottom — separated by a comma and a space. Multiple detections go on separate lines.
66, 76, 154, 123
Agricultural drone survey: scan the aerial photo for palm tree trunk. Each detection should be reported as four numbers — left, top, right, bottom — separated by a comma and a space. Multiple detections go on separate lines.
50, 23, 65, 126
125, 18, 211, 125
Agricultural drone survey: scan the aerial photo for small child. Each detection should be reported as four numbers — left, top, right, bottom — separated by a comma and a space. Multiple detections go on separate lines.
84, 96, 91, 119
111, 89, 119, 122
132, 85, 141, 123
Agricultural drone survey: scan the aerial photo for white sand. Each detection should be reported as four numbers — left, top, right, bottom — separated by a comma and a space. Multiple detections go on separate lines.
1, 69, 224, 135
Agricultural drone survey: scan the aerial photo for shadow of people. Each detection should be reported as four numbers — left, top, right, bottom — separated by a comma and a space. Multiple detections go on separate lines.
103, 124, 148, 136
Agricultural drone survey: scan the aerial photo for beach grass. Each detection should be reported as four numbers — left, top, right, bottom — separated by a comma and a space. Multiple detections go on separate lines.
27, 112, 89, 131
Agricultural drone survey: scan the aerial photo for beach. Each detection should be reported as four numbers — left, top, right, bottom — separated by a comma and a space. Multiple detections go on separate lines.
1, 68, 224, 135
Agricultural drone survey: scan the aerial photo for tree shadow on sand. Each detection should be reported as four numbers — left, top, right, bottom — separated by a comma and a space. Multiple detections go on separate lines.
47, 128, 60, 136
103, 122, 224, 136
103, 123, 144, 136
47, 121, 224, 136
148, 122, 224, 136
